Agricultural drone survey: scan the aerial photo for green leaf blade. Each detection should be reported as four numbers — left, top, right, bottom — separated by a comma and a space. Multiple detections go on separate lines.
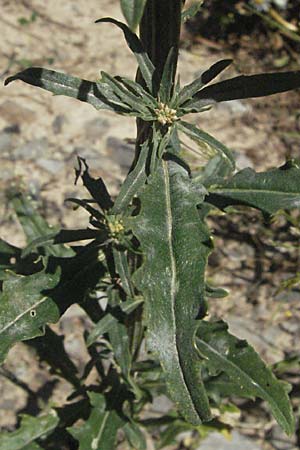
95, 18, 155, 93
121, 0, 147, 31
207, 163, 300, 214
196, 321, 295, 435
68, 392, 123, 450
4, 68, 119, 112
132, 159, 212, 424
0, 270, 60, 364
0, 410, 59, 450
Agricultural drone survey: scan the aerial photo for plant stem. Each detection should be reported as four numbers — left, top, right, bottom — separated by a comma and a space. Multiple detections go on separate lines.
134, 0, 183, 166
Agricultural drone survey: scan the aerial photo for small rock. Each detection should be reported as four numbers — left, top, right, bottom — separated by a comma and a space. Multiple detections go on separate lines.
0, 132, 12, 152
3, 124, 20, 134
151, 395, 173, 414
52, 114, 66, 134
36, 158, 65, 174
217, 100, 252, 117
84, 117, 110, 141
72, 146, 115, 171
235, 152, 254, 169
197, 431, 262, 450
12, 137, 49, 160
106, 137, 135, 171
0, 100, 36, 124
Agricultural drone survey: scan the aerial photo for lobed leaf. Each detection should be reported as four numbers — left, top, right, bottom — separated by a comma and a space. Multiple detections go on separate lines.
132, 159, 212, 424
95, 18, 155, 92
120, 0, 147, 31
0, 270, 60, 364
206, 162, 300, 214
196, 320, 295, 435
0, 410, 59, 450
4, 68, 125, 112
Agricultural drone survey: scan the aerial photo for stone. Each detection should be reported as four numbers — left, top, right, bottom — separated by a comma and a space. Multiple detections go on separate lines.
52, 114, 66, 134
36, 158, 65, 174
0, 100, 36, 124
106, 136, 135, 171
84, 117, 110, 141
12, 137, 49, 160
72, 146, 115, 171
0, 132, 12, 152
197, 431, 262, 450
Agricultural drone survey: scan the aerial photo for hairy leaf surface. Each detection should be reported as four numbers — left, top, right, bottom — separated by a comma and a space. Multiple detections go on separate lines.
132, 159, 212, 424
0, 270, 60, 364
206, 164, 300, 214
0, 410, 59, 450
196, 321, 295, 435
5, 68, 124, 112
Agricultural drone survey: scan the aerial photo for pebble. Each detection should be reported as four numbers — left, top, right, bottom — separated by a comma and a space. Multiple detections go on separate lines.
72, 146, 115, 171
0, 132, 12, 152
52, 114, 66, 134
106, 136, 135, 171
12, 137, 49, 160
197, 431, 262, 450
0, 100, 36, 124
84, 117, 110, 141
36, 158, 65, 175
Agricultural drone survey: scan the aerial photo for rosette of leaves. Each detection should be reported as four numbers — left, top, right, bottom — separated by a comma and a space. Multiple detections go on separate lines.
2, 1, 300, 447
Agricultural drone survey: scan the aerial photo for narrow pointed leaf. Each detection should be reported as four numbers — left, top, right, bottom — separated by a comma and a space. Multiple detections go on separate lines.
178, 121, 235, 173
0, 270, 60, 364
120, 0, 147, 31
113, 248, 135, 297
123, 420, 146, 450
178, 59, 232, 106
22, 228, 100, 258
181, 1, 203, 22
196, 320, 295, 435
4, 68, 124, 112
0, 410, 59, 450
159, 47, 176, 103
206, 163, 300, 214
96, 18, 155, 92
68, 392, 123, 450
117, 76, 157, 108
132, 159, 212, 424
112, 138, 150, 214
87, 297, 143, 347
189, 70, 300, 108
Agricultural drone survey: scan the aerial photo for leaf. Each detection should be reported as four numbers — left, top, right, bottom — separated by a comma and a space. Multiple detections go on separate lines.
181, 0, 203, 22
159, 47, 176, 103
22, 228, 102, 258
76, 157, 114, 211
8, 189, 74, 257
178, 121, 235, 174
113, 248, 135, 296
86, 297, 143, 347
206, 163, 300, 214
120, 0, 147, 31
95, 18, 155, 92
4, 68, 125, 112
0, 410, 59, 450
111, 137, 150, 214
68, 392, 123, 450
132, 159, 212, 425
188, 70, 300, 109
123, 420, 146, 450
196, 320, 295, 435
178, 59, 232, 106
0, 270, 60, 364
